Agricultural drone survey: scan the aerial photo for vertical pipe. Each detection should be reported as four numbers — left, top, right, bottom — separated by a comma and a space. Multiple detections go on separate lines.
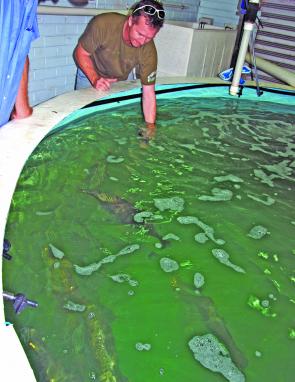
229, 22, 254, 96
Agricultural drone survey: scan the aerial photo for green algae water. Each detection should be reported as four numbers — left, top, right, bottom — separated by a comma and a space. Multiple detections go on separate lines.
3, 91, 295, 382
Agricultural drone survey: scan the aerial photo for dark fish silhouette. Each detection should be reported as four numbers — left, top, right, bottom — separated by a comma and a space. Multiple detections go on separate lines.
42, 246, 127, 382
81, 189, 137, 224
179, 282, 248, 370
81, 189, 164, 244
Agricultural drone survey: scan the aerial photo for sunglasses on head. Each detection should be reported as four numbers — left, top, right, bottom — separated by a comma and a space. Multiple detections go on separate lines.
133, 5, 165, 20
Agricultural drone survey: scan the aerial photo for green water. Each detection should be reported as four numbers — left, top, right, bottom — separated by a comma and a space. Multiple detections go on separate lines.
3, 95, 295, 382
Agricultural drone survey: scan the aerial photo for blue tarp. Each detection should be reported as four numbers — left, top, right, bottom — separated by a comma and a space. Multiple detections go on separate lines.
0, 0, 39, 127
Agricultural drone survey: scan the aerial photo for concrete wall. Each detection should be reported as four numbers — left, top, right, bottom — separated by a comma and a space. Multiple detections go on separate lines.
155, 23, 237, 77
198, 0, 240, 28
187, 29, 237, 76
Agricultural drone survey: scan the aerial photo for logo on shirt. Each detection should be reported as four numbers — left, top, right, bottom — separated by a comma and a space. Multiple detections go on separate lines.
147, 71, 157, 83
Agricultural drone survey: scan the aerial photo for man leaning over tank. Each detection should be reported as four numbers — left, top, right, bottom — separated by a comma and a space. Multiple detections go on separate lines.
73, 0, 165, 138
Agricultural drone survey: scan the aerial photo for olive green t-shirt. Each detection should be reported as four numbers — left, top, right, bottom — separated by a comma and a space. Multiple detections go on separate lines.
79, 13, 158, 85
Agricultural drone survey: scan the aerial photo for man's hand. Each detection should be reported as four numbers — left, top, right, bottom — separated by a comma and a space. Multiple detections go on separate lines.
92, 77, 117, 91
74, 43, 118, 91
138, 122, 156, 146
145, 122, 156, 139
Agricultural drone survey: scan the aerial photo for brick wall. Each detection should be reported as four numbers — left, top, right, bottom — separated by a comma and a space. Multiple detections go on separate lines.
29, 14, 91, 105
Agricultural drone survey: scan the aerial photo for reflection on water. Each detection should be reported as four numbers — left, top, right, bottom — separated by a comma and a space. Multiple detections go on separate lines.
4, 96, 295, 381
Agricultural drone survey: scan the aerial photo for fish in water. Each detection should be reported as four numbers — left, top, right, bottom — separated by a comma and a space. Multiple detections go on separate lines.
81, 189, 137, 225
20, 327, 76, 381
86, 304, 128, 382
42, 245, 127, 381
178, 281, 248, 370
81, 189, 164, 244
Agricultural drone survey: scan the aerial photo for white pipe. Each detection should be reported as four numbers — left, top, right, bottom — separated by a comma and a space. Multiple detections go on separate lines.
37, 6, 126, 16
37, 3, 188, 16
230, 22, 254, 96
245, 53, 295, 87
165, 3, 189, 9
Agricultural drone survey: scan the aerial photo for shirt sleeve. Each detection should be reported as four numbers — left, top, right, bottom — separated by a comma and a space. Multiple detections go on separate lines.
78, 15, 104, 54
138, 42, 158, 86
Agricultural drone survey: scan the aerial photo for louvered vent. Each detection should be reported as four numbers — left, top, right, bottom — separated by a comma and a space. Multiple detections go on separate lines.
254, 0, 295, 84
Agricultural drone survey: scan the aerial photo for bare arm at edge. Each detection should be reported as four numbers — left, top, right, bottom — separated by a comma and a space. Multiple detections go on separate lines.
11, 56, 33, 119
142, 84, 156, 126
73, 42, 117, 91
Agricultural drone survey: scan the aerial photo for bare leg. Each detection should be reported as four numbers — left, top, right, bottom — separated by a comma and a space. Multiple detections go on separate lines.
11, 56, 33, 120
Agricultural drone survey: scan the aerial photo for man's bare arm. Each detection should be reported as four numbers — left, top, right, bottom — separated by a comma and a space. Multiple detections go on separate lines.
74, 43, 117, 91
11, 56, 33, 119
142, 84, 156, 126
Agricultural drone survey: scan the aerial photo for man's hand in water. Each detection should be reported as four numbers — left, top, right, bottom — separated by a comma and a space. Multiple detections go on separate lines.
92, 77, 117, 91
138, 123, 156, 147
145, 123, 156, 139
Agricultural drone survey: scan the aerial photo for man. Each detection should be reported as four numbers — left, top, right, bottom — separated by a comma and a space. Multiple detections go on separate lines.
73, 0, 165, 133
